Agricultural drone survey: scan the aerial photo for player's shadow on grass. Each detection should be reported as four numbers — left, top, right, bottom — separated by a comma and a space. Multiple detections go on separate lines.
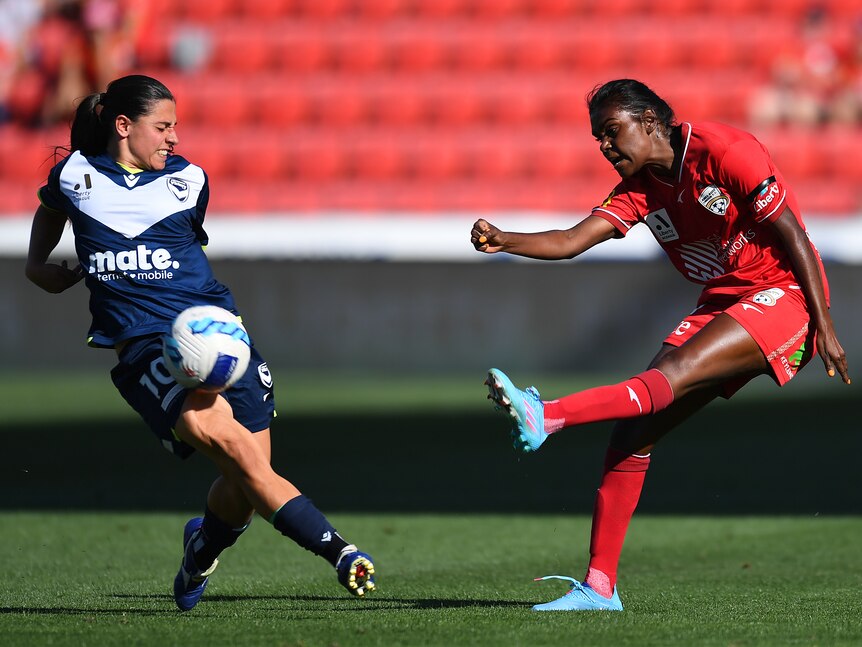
0, 605, 170, 617
107, 593, 532, 611
3, 395, 860, 514
204, 594, 530, 609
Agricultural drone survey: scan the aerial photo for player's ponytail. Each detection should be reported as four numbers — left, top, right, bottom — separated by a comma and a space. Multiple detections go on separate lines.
69, 75, 175, 156
69, 93, 105, 156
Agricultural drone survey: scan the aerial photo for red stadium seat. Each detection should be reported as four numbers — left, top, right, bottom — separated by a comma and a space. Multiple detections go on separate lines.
231, 131, 287, 180
210, 23, 274, 73
208, 182, 267, 212
449, 26, 507, 71
491, 82, 546, 125
294, 0, 351, 20
471, 0, 529, 20
622, 21, 681, 69
176, 129, 233, 178
463, 132, 524, 179
329, 24, 388, 73
527, 131, 596, 178
700, 0, 762, 16
567, 29, 618, 70
271, 25, 330, 72
190, 77, 253, 126
590, 0, 648, 17
3, 0, 851, 222
684, 20, 738, 69
348, 131, 406, 179
544, 81, 592, 126
793, 181, 859, 215
311, 79, 368, 126
530, 0, 583, 19
354, 0, 409, 20
371, 79, 427, 125
286, 132, 347, 180
0, 126, 59, 183
174, 0, 237, 24
806, 127, 862, 183
427, 79, 486, 125
413, 0, 466, 19
506, 24, 566, 70
408, 132, 465, 180
388, 25, 448, 72
759, 128, 820, 181
258, 81, 309, 127
234, 0, 292, 20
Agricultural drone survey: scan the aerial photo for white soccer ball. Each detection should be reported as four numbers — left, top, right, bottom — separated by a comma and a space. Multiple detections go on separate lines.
162, 305, 251, 392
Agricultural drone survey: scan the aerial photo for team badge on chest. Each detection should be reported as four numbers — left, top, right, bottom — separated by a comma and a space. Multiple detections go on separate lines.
697, 185, 730, 215
167, 177, 189, 202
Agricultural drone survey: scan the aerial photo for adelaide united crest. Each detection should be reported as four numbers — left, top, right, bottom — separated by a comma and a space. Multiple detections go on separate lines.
697, 184, 730, 215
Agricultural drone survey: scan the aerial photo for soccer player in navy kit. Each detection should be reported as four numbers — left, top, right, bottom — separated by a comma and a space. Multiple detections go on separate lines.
471, 79, 850, 611
25, 75, 376, 611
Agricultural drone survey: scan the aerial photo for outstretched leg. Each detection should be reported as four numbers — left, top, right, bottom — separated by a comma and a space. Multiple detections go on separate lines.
490, 314, 768, 454
172, 392, 375, 610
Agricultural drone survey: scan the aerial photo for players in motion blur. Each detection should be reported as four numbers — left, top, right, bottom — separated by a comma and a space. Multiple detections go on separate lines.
25, 75, 375, 611
471, 79, 850, 612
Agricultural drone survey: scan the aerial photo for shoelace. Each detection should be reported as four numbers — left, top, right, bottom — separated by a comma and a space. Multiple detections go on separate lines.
534, 575, 582, 592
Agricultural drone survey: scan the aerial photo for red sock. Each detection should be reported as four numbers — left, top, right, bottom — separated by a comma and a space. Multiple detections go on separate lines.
542, 368, 673, 433
584, 449, 650, 598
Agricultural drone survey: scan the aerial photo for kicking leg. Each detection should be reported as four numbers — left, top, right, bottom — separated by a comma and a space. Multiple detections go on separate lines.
489, 314, 767, 453
172, 393, 374, 610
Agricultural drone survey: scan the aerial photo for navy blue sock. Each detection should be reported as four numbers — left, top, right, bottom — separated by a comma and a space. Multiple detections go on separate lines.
192, 506, 249, 570
270, 495, 349, 565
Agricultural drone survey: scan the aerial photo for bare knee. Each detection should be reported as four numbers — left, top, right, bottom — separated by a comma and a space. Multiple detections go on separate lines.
177, 391, 234, 445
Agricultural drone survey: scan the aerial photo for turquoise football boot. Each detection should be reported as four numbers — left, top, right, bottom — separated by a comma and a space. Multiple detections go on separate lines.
486, 368, 548, 452
532, 575, 623, 611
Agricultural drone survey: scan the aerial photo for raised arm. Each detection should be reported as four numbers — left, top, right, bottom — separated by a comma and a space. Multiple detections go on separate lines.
471, 215, 619, 260
771, 207, 850, 384
25, 205, 85, 293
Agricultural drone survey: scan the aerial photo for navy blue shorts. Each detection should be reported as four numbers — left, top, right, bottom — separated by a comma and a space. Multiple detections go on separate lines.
110, 335, 276, 459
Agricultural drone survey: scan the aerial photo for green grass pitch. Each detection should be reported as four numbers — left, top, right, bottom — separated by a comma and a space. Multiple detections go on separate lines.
2, 513, 861, 646
1, 371, 860, 646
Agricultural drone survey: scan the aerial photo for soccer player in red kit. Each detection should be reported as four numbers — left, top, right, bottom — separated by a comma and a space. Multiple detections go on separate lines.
471, 79, 850, 612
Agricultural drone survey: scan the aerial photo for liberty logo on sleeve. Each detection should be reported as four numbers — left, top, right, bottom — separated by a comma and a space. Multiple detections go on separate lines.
748, 176, 785, 221
645, 208, 679, 242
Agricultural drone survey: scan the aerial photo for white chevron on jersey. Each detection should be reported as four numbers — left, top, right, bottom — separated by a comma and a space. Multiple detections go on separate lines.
59, 151, 205, 239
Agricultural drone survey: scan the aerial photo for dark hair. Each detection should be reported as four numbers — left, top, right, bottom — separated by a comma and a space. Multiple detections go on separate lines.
70, 75, 174, 156
586, 79, 676, 135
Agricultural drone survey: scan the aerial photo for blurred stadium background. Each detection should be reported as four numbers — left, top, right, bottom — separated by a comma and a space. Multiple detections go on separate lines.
1, 0, 860, 375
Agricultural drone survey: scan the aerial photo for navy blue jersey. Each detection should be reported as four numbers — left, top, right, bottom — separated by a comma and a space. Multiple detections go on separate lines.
39, 151, 236, 348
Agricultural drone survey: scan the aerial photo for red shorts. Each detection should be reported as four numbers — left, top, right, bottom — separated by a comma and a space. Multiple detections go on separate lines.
663, 285, 815, 397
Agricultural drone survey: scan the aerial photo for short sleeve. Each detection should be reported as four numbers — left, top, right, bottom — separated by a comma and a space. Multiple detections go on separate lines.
37, 160, 69, 213
192, 171, 210, 245
719, 139, 787, 223
590, 182, 642, 236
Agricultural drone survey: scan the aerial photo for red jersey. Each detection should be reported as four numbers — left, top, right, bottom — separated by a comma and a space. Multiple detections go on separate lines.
591, 121, 829, 304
